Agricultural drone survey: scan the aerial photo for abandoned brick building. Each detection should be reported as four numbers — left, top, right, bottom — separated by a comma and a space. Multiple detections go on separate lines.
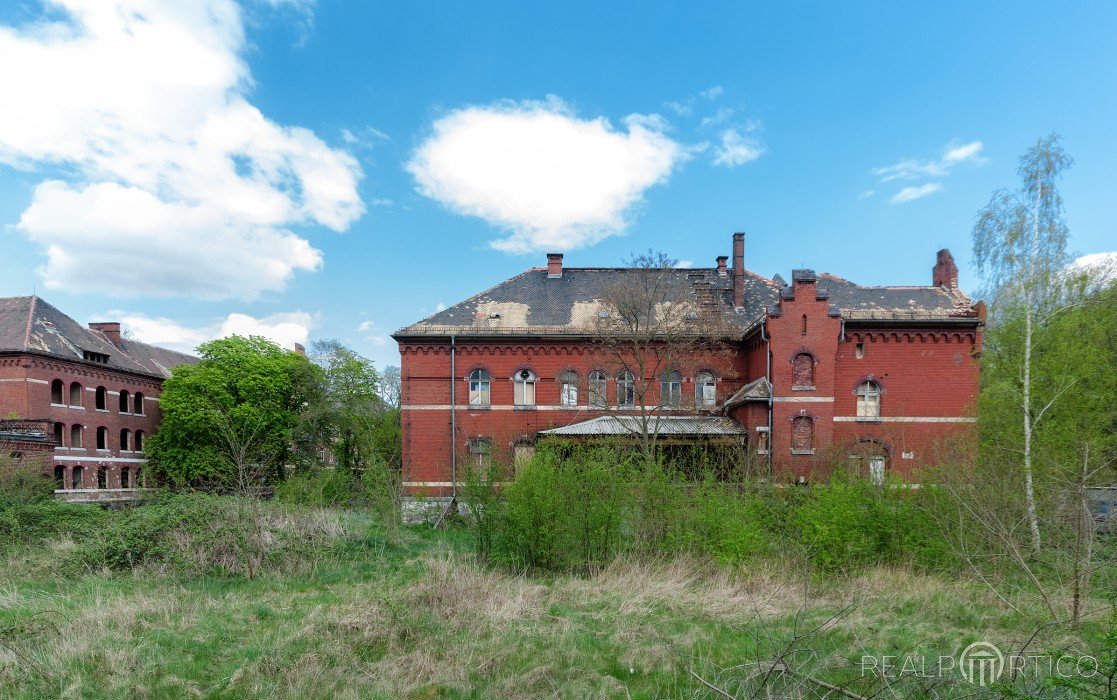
0, 296, 196, 498
394, 232, 984, 495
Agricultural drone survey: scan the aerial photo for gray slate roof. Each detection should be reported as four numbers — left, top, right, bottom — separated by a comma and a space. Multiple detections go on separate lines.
0, 296, 197, 379
540, 415, 748, 437
395, 265, 979, 339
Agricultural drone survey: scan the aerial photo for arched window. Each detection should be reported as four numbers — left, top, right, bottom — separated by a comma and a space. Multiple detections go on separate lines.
792, 353, 814, 389
51, 379, 64, 405
95, 386, 107, 411
119, 390, 130, 414
70, 424, 83, 449
468, 438, 492, 467
135, 468, 144, 488
559, 371, 579, 407
53, 422, 65, 447
68, 382, 82, 407
54, 465, 65, 490
661, 370, 682, 407
589, 371, 607, 408
72, 466, 84, 489
696, 371, 717, 407
120, 467, 130, 489
134, 392, 144, 415
119, 428, 131, 451
856, 380, 881, 419
134, 430, 145, 452
96, 467, 106, 489
513, 369, 536, 406
791, 415, 814, 453
96, 426, 108, 450
617, 371, 635, 408
468, 369, 491, 406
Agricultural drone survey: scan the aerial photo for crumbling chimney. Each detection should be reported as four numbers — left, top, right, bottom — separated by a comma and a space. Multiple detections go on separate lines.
547, 253, 563, 278
716, 255, 728, 276
89, 322, 122, 346
294, 343, 306, 356
732, 232, 745, 309
933, 248, 959, 288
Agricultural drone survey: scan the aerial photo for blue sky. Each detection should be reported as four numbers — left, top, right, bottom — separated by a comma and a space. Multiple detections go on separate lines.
1, 1, 1114, 372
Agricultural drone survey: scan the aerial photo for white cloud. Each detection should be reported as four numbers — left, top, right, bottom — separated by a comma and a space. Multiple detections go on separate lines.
435, 302, 447, 312
859, 190, 876, 199
109, 309, 313, 353
0, 0, 363, 300
890, 183, 943, 203
699, 85, 724, 100
408, 97, 686, 253
873, 140, 985, 182
676, 260, 694, 268
1072, 252, 1117, 284
712, 126, 764, 167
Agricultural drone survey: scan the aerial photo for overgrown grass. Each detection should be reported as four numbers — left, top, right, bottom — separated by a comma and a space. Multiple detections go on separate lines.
0, 491, 1112, 698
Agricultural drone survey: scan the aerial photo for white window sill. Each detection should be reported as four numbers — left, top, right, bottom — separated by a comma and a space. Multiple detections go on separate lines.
95, 408, 108, 413
51, 403, 66, 408
68, 406, 85, 410
855, 417, 881, 422
791, 449, 816, 455
791, 386, 816, 392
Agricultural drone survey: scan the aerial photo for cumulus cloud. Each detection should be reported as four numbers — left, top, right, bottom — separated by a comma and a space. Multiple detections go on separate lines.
712, 126, 765, 167
0, 0, 363, 300
890, 183, 943, 203
109, 309, 314, 353
407, 97, 686, 253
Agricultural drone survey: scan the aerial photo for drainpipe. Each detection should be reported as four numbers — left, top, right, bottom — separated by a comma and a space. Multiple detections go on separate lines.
761, 322, 773, 480
450, 335, 457, 502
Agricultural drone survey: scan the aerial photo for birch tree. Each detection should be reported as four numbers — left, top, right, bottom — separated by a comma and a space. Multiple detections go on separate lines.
972, 133, 1073, 554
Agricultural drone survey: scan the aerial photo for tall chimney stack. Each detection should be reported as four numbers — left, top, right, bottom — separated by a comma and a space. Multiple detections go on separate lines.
731, 232, 745, 309
932, 249, 958, 288
547, 253, 563, 278
89, 321, 122, 346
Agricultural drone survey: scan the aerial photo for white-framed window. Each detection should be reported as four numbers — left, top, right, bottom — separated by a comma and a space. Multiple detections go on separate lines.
468, 438, 492, 467
559, 371, 578, 406
661, 370, 682, 407
513, 369, 537, 406
617, 371, 635, 408
468, 369, 491, 406
696, 371, 717, 407
589, 370, 607, 408
856, 380, 881, 419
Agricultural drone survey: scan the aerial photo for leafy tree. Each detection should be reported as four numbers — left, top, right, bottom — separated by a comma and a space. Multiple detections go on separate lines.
147, 336, 319, 488
972, 133, 1073, 553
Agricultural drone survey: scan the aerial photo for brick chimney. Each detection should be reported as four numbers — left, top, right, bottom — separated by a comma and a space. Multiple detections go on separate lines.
732, 232, 745, 309
547, 253, 563, 278
89, 321, 122, 346
716, 255, 728, 276
294, 343, 306, 356
933, 248, 958, 288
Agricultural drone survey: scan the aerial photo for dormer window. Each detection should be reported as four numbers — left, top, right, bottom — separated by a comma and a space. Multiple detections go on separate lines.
82, 350, 109, 364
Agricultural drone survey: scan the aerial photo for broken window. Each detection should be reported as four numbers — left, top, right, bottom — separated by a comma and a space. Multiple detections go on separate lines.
120, 468, 130, 489
792, 353, 814, 389
695, 371, 717, 407
755, 426, 770, 454
72, 466, 83, 489
119, 390, 130, 414
513, 369, 536, 406
95, 386, 107, 410
51, 379, 64, 405
135, 430, 145, 452
856, 380, 881, 419
661, 370, 682, 407
617, 371, 635, 408
559, 371, 578, 406
589, 371, 607, 408
119, 428, 131, 451
69, 382, 82, 407
468, 369, 490, 406
96, 426, 108, 450
70, 424, 82, 448
53, 422, 65, 447
468, 438, 492, 467
134, 392, 144, 415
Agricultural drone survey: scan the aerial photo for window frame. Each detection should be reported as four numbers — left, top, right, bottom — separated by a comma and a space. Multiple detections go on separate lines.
512, 369, 537, 406
558, 371, 579, 407
616, 371, 635, 408
695, 371, 717, 407
467, 369, 491, 406
661, 370, 682, 408
855, 380, 882, 420
468, 438, 492, 467
588, 370, 607, 408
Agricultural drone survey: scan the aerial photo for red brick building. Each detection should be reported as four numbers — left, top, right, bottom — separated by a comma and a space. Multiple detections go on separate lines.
394, 233, 983, 495
0, 296, 196, 497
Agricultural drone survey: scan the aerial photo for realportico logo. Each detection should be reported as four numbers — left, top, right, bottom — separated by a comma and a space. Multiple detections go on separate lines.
959, 641, 1004, 687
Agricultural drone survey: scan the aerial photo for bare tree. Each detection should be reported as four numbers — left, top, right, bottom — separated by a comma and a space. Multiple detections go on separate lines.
973, 133, 1073, 553
591, 251, 738, 457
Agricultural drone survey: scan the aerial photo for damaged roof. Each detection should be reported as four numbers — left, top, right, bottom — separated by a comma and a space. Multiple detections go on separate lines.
0, 296, 197, 379
540, 415, 748, 437
395, 263, 980, 339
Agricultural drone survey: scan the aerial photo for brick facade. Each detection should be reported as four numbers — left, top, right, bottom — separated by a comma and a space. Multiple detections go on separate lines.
395, 233, 983, 494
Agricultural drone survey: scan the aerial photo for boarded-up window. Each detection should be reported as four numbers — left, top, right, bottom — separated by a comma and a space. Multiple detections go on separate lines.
791, 416, 813, 451
792, 353, 814, 388
469, 439, 491, 467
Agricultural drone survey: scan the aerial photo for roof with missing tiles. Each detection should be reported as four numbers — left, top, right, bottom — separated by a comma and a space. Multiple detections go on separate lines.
394, 263, 980, 339
0, 296, 197, 379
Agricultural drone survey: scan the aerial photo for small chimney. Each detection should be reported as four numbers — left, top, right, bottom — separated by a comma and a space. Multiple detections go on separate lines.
732, 232, 745, 309
547, 253, 563, 278
716, 255, 728, 276
933, 248, 959, 288
89, 322, 122, 346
